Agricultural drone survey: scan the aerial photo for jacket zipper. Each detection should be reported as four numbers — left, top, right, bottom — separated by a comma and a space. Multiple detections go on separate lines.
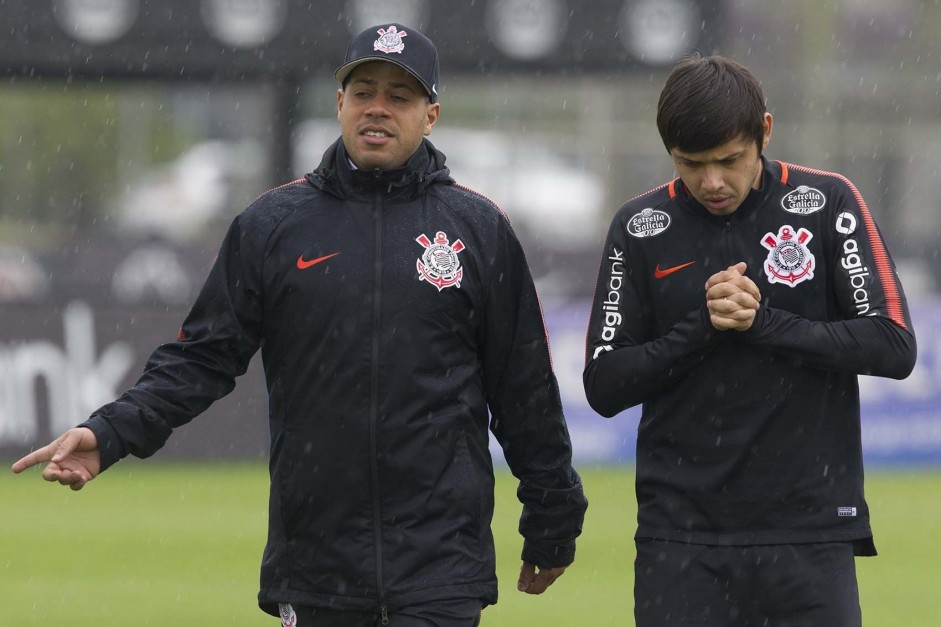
369, 173, 389, 624
725, 219, 734, 264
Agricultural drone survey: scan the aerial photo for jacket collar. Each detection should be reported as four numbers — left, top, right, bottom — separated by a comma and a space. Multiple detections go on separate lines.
307, 138, 452, 202
674, 156, 778, 223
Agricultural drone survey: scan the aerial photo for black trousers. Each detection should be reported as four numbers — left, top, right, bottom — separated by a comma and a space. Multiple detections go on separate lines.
634, 540, 862, 627
277, 599, 483, 627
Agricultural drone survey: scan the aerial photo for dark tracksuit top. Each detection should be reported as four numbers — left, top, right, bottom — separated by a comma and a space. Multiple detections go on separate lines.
584, 158, 915, 551
82, 138, 587, 617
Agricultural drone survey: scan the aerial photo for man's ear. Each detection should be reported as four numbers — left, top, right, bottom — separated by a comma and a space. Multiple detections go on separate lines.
761, 112, 773, 151
424, 102, 441, 136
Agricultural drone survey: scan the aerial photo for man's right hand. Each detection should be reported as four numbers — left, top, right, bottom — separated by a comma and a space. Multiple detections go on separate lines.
517, 561, 567, 595
11, 427, 100, 491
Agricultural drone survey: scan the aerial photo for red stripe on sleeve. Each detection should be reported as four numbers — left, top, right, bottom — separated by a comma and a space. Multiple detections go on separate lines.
253, 177, 308, 202
785, 163, 907, 330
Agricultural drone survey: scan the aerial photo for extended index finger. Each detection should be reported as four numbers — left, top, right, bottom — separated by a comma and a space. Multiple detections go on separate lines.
10, 429, 80, 474
11, 442, 56, 473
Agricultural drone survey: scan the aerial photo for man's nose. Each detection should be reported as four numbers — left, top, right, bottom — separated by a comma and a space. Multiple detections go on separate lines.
365, 96, 392, 117
702, 165, 724, 191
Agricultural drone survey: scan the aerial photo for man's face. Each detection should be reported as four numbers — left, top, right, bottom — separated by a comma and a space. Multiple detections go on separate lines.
337, 61, 440, 170
669, 113, 773, 216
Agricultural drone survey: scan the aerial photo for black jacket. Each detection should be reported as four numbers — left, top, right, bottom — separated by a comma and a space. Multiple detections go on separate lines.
84, 139, 587, 616
584, 158, 915, 549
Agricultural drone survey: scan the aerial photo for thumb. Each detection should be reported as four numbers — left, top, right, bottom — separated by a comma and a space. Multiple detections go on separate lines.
517, 562, 536, 592
729, 261, 747, 275
51, 430, 81, 463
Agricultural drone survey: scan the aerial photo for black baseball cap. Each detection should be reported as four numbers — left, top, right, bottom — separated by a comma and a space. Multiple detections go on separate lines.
335, 23, 439, 103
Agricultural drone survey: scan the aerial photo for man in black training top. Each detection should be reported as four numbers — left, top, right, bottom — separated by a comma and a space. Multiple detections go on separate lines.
584, 54, 915, 626
13, 23, 587, 627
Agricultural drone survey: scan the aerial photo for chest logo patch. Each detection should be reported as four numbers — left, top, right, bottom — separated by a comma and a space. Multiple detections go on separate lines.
761, 225, 815, 287
781, 185, 826, 215
626, 208, 671, 238
416, 231, 465, 291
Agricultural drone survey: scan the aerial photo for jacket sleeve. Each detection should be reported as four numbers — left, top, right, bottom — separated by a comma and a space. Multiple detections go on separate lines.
583, 214, 721, 418
738, 179, 916, 379
80, 212, 267, 471
482, 216, 587, 569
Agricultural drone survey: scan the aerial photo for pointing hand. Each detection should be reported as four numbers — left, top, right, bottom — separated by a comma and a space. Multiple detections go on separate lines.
11, 427, 101, 491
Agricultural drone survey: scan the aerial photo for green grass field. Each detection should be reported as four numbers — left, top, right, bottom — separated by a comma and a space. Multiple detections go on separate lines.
2, 462, 940, 626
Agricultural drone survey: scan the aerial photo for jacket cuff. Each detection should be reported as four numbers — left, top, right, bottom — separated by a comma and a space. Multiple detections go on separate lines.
79, 414, 127, 472
698, 303, 721, 344
521, 539, 576, 569
737, 305, 769, 342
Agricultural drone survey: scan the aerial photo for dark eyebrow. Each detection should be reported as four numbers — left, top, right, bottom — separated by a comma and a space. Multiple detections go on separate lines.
349, 77, 377, 88
349, 77, 417, 94
677, 150, 744, 165
388, 81, 418, 93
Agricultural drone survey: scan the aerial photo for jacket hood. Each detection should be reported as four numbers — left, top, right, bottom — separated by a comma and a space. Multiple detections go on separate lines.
306, 137, 453, 201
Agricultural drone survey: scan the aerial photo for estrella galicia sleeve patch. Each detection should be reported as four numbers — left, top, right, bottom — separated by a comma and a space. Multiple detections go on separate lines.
626, 208, 671, 238
781, 185, 826, 215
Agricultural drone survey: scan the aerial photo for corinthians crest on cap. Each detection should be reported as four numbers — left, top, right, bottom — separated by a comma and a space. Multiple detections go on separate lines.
416, 231, 465, 291
374, 25, 407, 54
335, 22, 440, 103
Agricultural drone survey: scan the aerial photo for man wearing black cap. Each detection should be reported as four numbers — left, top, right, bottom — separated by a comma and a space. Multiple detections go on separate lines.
12, 22, 587, 627
335, 23, 441, 173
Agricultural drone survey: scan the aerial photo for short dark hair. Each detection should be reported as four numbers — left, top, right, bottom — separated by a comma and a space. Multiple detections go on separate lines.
656, 54, 767, 155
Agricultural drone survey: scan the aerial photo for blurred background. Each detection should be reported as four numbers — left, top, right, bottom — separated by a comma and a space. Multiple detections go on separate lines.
1, 0, 938, 466
2, 1, 940, 625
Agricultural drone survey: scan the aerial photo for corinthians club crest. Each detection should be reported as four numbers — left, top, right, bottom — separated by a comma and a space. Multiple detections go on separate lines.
761, 224, 815, 286
374, 25, 407, 54
278, 604, 297, 627
416, 231, 465, 291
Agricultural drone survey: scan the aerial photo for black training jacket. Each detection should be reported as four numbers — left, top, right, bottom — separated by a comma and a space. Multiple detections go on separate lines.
584, 158, 915, 549
83, 138, 587, 616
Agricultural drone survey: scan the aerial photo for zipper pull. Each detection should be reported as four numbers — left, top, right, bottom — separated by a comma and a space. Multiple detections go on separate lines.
380, 605, 390, 625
